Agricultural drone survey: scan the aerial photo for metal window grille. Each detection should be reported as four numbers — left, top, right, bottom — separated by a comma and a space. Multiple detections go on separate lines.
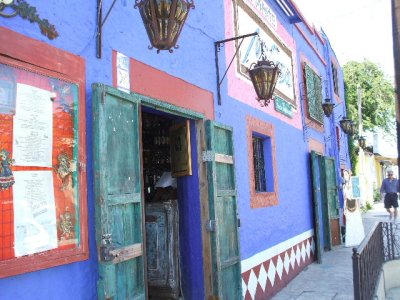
304, 64, 324, 123
253, 136, 267, 192
332, 63, 339, 95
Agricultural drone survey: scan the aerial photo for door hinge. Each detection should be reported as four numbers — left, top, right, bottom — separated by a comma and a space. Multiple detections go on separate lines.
237, 218, 241, 228
206, 220, 216, 232
202, 150, 214, 162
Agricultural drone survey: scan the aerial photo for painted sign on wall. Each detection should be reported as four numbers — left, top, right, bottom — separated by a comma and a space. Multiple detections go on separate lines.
235, 3, 295, 104
244, 0, 277, 30
274, 96, 293, 118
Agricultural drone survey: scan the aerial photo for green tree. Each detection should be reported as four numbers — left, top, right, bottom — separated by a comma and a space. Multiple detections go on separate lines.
343, 60, 396, 172
343, 60, 395, 133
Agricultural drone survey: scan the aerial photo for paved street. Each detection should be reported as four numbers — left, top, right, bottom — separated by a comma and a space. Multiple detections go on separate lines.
272, 203, 391, 300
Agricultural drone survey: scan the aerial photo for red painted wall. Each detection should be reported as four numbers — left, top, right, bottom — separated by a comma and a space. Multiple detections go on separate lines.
128, 56, 214, 120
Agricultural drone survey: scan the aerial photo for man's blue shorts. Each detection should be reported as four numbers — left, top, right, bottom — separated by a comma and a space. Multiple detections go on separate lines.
384, 193, 399, 209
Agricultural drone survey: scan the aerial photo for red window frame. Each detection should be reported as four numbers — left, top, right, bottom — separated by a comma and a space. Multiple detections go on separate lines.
247, 115, 279, 208
0, 26, 88, 278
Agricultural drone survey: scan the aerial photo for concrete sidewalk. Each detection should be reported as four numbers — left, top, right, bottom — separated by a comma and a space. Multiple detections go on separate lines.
271, 203, 390, 300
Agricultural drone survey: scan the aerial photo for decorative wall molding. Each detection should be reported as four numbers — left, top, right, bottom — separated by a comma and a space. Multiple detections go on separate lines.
241, 230, 315, 299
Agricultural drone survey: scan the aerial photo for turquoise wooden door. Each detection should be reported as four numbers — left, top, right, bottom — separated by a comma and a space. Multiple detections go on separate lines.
93, 84, 145, 300
310, 151, 323, 263
322, 157, 339, 218
205, 121, 242, 300
322, 157, 340, 246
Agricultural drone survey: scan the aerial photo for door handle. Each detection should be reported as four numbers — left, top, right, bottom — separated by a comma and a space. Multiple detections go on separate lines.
100, 244, 116, 262
100, 233, 115, 262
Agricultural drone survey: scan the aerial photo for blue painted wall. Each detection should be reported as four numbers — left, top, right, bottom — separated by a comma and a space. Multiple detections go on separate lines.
216, 98, 314, 259
177, 120, 205, 300
0, 0, 221, 298
0, 0, 350, 298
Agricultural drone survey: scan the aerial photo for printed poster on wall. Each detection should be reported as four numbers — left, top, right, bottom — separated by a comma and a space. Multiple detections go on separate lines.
12, 83, 53, 167
236, 4, 295, 103
13, 171, 57, 257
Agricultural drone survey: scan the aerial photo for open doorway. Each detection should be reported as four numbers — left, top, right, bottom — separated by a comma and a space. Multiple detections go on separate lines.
141, 111, 180, 299
141, 110, 204, 299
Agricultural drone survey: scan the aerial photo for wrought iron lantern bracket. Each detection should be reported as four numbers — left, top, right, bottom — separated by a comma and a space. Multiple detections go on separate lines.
96, 0, 117, 58
0, 0, 58, 39
215, 32, 258, 105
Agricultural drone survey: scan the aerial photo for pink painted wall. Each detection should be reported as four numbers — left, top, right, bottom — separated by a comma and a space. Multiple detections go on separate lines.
223, 0, 303, 129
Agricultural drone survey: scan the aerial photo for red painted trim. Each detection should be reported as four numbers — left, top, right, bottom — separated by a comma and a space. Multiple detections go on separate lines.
0, 27, 85, 82
242, 236, 316, 299
246, 115, 279, 208
130, 59, 214, 120
315, 28, 325, 45
308, 138, 325, 154
0, 28, 88, 278
112, 50, 117, 88
295, 24, 327, 66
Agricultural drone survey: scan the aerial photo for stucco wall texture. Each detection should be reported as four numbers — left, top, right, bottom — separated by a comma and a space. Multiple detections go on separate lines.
0, 0, 349, 299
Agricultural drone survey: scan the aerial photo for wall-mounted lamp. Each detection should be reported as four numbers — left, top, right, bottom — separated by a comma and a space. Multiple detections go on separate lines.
135, 0, 195, 53
349, 122, 357, 136
248, 59, 280, 107
357, 135, 366, 149
248, 39, 281, 107
214, 33, 281, 106
97, 0, 194, 58
321, 98, 335, 117
214, 32, 258, 105
339, 118, 355, 135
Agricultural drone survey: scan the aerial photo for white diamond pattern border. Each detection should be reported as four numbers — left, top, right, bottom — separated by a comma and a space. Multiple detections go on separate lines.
242, 236, 315, 299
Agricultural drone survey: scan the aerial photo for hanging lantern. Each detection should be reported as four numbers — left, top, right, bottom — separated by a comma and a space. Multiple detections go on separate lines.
349, 122, 357, 136
248, 60, 281, 107
339, 118, 354, 135
135, 0, 195, 53
321, 98, 334, 117
358, 136, 366, 149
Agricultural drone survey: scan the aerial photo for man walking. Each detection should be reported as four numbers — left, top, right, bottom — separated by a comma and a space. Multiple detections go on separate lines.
380, 170, 399, 222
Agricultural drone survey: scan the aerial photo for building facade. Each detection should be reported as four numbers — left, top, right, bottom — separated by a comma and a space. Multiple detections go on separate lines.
0, 0, 350, 299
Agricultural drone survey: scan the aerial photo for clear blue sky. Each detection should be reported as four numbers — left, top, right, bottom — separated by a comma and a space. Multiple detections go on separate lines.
292, 0, 394, 80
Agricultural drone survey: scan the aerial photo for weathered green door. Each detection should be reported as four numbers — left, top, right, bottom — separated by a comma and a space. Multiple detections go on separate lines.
322, 157, 339, 218
205, 121, 242, 300
322, 157, 340, 246
93, 84, 145, 300
310, 151, 323, 263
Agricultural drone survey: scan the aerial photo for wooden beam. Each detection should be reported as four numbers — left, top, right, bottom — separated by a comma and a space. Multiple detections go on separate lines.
214, 153, 233, 164
111, 243, 142, 264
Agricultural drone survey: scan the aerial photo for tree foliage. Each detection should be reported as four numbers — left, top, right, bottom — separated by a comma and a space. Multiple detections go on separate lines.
343, 60, 395, 134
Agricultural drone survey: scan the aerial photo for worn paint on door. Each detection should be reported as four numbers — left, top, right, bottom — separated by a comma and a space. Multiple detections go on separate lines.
310, 151, 323, 263
205, 121, 242, 299
322, 157, 341, 246
93, 84, 145, 300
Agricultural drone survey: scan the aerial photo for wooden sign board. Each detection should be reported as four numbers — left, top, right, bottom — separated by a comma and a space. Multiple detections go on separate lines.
169, 120, 192, 177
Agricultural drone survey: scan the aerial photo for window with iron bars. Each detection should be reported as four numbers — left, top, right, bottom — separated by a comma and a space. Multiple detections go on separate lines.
304, 64, 324, 123
253, 136, 267, 192
332, 63, 339, 95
